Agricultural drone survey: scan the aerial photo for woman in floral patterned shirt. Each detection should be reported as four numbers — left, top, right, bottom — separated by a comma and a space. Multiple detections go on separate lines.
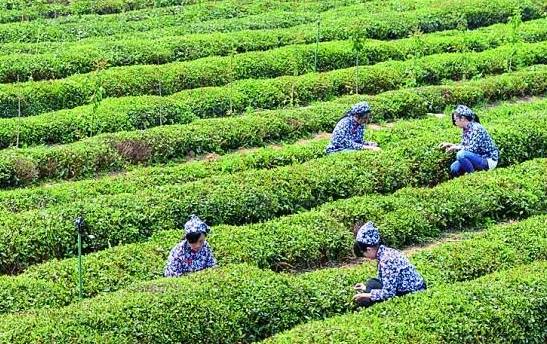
353, 222, 426, 307
164, 215, 217, 277
325, 101, 381, 154
439, 105, 499, 177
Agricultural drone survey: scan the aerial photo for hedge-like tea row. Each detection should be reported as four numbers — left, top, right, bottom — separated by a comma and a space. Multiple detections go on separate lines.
0, 159, 544, 314
2, 29, 546, 118
264, 260, 547, 344
0, 105, 544, 274
0, 0, 339, 43
1, 12, 545, 84
0, 139, 328, 214
0, 1, 379, 44
3, 1, 543, 60
0, 66, 545, 187
0, 0, 537, 44
1, 30, 546, 147
0, 0, 399, 58
0, 97, 544, 215
0, 0, 205, 23
0, 214, 544, 342
2, 41, 546, 146
0, 0, 212, 23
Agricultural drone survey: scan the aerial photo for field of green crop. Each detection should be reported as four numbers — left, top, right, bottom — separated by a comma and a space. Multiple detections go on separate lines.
0, 0, 545, 342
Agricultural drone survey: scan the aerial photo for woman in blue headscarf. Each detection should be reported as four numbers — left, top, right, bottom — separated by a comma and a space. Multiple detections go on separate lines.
325, 101, 381, 154
164, 215, 217, 277
352, 222, 426, 307
439, 105, 499, 177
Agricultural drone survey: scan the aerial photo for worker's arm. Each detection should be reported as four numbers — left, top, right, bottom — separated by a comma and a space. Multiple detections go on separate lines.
369, 263, 398, 301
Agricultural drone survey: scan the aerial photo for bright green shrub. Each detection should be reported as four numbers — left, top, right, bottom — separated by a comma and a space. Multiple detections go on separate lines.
0, 215, 544, 342
263, 261, 547, 344
1, 29, 546, 146
1, 37, 545, 117
0, 67, 545, 187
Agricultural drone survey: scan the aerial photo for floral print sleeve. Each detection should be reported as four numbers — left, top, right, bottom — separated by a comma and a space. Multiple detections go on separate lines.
164, 241, 216, 277
164, 242, 185, 277
460, 122, 499, 161
370, 246, 425, 301
204, 245, 217, 269
326, 116, 367, 153
370, 259, 399, 301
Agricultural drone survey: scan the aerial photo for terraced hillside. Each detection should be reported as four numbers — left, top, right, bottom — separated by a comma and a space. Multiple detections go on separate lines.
0, 0, 545, 342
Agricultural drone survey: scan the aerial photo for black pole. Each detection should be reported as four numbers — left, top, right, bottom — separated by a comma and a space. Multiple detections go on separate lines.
75, 216, 85, 300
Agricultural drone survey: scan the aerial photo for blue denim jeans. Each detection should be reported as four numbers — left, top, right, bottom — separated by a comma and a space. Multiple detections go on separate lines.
450, 150, 488, 176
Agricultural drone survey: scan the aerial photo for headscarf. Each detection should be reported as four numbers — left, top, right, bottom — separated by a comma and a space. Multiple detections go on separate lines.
356, 221, 380, 246
453, 104, 475, 120
347, 101, 371, 118
184, 214, 210, 235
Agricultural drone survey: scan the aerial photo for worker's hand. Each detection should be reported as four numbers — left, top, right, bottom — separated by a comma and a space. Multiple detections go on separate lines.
365, 145, 381, 152
438, 142, 453, 150
446, 145, 459, 152
353, 293, 371, 302
353, 283, 366, 292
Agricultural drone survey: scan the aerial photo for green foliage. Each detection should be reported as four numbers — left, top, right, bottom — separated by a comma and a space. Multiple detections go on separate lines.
3, 34, 547, 146
0, 1, 362, 43
0, 1, 544, 339
0, 215, 544, 342
0, 0, 203, 22
2, 18, 547, 117
0, 150, 543, 312
0, 66, 545, 187
264, 261, 547, 343
1, 0, 539, 44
